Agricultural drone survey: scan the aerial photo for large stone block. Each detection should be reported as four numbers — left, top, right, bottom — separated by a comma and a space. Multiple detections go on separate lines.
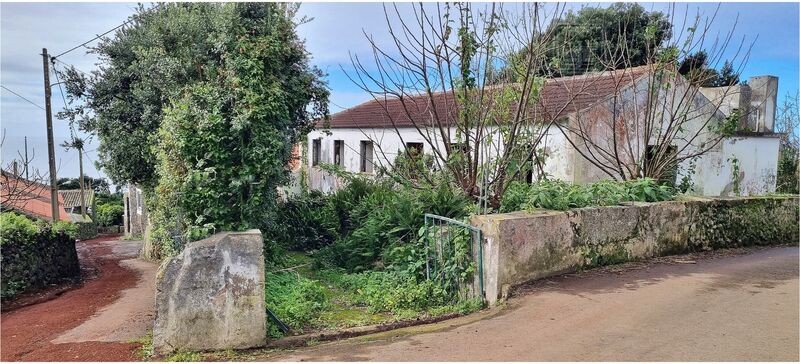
153, 230, 266, 355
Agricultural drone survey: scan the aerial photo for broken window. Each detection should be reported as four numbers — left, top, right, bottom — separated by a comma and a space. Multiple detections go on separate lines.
312, 138, 321, 166
360, 140, 374, 173
334, 140, 345, 166
405, 142, 423, 158
645, 144, 678, 187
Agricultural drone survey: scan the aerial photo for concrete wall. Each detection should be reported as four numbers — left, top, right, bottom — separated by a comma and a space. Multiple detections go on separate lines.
683, 136, 781, 196
470, 196, 799, 305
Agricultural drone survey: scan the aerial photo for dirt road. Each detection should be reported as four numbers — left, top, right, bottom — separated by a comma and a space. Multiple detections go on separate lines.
274, 246, 800, 361
1, 236, 157, 361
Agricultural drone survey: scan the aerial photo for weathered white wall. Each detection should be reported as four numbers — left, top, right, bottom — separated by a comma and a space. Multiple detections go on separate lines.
305, 125, 574, 192
682, 136, 780, 196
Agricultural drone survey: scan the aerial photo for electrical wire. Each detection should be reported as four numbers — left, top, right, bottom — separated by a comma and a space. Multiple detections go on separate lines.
0, 85, 45, 111
51, 3, 163, 59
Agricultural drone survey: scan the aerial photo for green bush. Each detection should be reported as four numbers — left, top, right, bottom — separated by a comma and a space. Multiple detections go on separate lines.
265, 272, 329, 335
96, 203, 124, 226
1, 213, 81, 299
323, 270, 449, 313
312, 178, 472, 274
500, 178, 675, 212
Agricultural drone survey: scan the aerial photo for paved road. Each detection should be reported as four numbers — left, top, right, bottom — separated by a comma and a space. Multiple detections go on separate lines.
1, 237, 157, 361
274, 246, 800, 361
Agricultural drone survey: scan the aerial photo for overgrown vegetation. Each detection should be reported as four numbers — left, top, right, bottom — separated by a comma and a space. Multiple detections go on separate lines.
0, 213, 81, 299
59, 3, 329, 260
500, 178, 675, 212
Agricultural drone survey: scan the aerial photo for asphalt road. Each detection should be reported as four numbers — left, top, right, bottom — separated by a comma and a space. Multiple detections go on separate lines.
273, 246, 800, 361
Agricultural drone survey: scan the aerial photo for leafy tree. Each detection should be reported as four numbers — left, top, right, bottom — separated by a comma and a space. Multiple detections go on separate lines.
57, 176, 110, 194
678, 51, 739, 87
516, 3, 672, 78
61, 3, 329, 259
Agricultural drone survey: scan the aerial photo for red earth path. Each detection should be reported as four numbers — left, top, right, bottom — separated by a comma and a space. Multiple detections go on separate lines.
1, 235, 145, 361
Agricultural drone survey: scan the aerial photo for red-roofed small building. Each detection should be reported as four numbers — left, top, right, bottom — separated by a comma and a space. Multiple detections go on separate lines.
1, 170, 70, 222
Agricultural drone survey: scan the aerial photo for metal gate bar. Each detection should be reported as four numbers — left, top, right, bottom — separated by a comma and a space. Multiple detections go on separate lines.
423, 213, 484, 301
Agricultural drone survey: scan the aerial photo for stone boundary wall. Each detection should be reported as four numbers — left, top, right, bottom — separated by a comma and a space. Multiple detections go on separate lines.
1, 231, 81, 300
470, 196, 799, 305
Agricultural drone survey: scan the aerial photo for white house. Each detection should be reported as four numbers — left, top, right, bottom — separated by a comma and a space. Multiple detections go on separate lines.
304, 66, 781, 197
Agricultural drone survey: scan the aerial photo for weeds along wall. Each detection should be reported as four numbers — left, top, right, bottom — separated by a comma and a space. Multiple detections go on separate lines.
0, 213, 82, 299
471, 196, 800, 304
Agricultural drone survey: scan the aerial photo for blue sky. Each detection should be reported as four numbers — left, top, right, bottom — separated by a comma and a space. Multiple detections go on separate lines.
2, 2, 798, 185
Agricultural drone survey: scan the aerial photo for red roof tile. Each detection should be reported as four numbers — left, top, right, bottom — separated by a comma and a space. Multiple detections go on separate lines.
321, 66, 652, 129
1, 170, 70, 222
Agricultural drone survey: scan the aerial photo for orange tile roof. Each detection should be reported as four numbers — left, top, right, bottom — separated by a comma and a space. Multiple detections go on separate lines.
321, 66, 651, 129
1, 170, 70, 222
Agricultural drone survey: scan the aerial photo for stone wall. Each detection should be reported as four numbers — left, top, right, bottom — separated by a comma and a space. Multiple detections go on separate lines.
1, 229, 81, 300
471, 196, 799, 305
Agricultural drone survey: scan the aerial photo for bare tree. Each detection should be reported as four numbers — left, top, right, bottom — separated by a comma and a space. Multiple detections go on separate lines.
554, 4, 755, 183
1, 130, 52, 209
344, 2, 595, 208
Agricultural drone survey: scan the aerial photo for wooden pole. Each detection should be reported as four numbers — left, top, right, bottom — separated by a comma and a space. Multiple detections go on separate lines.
42, 48, 60, 222
78, 145, 86, 219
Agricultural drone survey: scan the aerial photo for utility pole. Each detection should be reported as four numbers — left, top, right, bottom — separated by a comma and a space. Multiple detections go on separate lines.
42, 48, 60, 222
23, 136, 29, 179
78, 145, 86, 219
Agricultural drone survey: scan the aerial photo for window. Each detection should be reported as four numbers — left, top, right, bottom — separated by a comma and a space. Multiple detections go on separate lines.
334, 140, 345, 166
312, 138, 321, 166
405, 142, 423, 157
360, 141, 374, 173
645, 144, 678, 187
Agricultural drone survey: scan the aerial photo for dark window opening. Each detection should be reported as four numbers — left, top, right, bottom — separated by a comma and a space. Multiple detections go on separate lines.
405, 142, 423, 158
312, 138, 321, 166
645, 144, 678, 187
360, 141, 374, 173
334, 140, 344, 166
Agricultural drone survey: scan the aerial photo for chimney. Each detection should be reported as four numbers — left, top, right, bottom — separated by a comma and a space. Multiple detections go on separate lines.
747, 76, 779, 133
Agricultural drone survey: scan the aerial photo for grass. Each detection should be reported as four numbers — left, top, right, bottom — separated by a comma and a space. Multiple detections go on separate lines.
265, 251, 483, 338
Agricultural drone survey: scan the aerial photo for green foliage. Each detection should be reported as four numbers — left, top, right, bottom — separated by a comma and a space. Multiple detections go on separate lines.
500, 178, 675, 212
266, 272, 329, 335
507, 3, 671, 78
57, 177, 111, 195
310, 178, 473, 274
51, 220, 78, 240
96, 203, 124, 226
332, 271, 449, 313
87, 3, 332, 258
1, 213, 81, 299
776, 145, 799, 194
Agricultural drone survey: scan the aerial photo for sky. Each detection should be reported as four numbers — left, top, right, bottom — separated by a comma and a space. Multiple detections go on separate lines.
2, 2, 798, 188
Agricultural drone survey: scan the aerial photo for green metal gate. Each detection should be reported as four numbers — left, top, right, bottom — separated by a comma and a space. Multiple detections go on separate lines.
423, 213, 484, 302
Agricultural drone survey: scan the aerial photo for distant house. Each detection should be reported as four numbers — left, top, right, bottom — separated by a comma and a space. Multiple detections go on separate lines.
304, 66, 781, 197
0, 170, 70, 221
59, 189, 95, 223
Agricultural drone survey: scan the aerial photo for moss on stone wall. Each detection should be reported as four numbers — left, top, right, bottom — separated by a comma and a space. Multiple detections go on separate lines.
686, 198, 799, 250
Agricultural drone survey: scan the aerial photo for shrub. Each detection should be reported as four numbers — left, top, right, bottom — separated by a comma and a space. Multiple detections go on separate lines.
313, 178, 472, 274
96, 203, 124, 226
500, 178, 676, 212
330, 270, 449, 313
1, 213, 81, 299
265, 272, 328, 335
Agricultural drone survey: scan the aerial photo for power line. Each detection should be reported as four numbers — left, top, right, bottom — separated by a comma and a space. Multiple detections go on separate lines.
0, 85, 45, 111
52, 3, 163, 59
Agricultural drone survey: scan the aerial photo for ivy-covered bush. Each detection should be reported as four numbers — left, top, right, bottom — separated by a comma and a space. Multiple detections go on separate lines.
500, 178, 676, 212
1, 213, 81, 299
